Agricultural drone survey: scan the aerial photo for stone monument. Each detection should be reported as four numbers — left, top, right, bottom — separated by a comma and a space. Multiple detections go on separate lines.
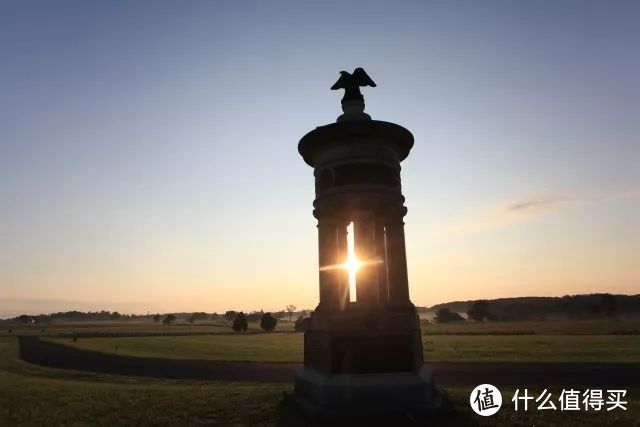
292, 68, 441, 419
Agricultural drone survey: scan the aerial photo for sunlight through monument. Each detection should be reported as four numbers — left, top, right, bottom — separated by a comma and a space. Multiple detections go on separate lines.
292, 68, 442, 419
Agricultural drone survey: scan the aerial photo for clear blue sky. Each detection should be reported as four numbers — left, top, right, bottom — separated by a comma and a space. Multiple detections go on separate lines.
1, 0, 638, 316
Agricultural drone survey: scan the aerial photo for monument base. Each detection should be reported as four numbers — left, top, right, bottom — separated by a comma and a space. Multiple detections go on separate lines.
290, 365, 442, 421
288, 302, 441, 422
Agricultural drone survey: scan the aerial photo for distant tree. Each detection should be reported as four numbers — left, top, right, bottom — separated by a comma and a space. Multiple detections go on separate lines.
260, 312, 278, 332
435, 307, 464, 323
189, 312, 207, 322
294, 314, 311, 332
246, 310, 263, 323
586, 302, 602, 317
224, 310, 237, 322
187, 314, 196, 324
274, 310, 286, 319
210, 313, 220, 321
285, 305, 297, 322
162, 314, 176, 325
110, 311, 122, 320
232, 312, 248, 332
601, 294, 618, 318
400, 294, 640, 321
153, 314, 161, 323
18, 315, 30, 324
467, 301, 491, 322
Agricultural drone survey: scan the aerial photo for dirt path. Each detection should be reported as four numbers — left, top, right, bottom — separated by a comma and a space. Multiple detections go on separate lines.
18, 336, 640, 387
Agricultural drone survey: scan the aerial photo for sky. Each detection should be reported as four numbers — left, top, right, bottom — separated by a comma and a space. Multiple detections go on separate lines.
1, 0, 638, 317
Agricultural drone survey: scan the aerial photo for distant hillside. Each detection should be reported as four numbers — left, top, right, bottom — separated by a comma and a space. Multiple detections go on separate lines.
419, 294, 640, 320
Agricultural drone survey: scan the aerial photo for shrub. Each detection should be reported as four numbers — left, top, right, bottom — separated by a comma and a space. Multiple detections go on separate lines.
232, 312, 248, 332
260, 312, 278, 332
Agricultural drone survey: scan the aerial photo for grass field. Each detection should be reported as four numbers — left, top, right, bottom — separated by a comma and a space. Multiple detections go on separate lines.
4, 318, 638, 364
0, 320, 296, 336
1, 335, 638, 426
3, 317, 637, 337
44, 332, 640, 363
0, 336, 288, 426
420, 318, 640, 335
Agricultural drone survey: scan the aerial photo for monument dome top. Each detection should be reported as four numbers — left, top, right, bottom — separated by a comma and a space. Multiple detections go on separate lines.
298, 120, 414, 167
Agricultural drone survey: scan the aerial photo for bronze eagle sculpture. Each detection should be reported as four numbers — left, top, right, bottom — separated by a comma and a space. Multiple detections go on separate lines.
331, 67, 376, 104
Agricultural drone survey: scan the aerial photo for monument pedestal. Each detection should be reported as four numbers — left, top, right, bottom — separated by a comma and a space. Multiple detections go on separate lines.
291, 306, 442, 419
293, 366, 441, 419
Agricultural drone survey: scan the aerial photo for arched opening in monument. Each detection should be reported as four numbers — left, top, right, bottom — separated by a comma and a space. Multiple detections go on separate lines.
343, 219, 390, 304
345, 221, 359, 302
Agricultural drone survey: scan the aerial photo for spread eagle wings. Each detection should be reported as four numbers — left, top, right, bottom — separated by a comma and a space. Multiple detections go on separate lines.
330, 68, 376, 90
353, 67, 376, 87
330, 72, 349, 90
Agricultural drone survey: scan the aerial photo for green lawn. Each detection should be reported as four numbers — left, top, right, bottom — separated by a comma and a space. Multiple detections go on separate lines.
1, 320, 297, 337
422, 335, 640, 362
0, 337, 288, 426
3, 318, 637, 337
421, 318, 640, 335
0, 336, 638, 426
47, 333, 640, 363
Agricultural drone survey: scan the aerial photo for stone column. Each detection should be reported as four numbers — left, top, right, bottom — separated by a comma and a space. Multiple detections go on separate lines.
336, 222, 350, 309
317, 218, 340, 310
375, 220, 389, 302
354, 214, 379, 303
385, 214, 410, 305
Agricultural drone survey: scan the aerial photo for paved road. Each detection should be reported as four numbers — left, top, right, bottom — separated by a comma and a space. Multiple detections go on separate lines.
18, 336, 640, 387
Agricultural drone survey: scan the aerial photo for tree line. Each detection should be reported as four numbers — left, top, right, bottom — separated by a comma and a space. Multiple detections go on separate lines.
4, 305, 313, 333
431, 293, 638, 323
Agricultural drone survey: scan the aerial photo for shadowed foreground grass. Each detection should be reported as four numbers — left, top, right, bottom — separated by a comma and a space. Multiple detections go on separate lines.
0, 336, 286, 426
0, 337, 638, 426
46, 333, 640, 363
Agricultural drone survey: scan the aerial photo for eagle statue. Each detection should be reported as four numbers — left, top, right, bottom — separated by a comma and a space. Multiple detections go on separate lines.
331, 67, 377, 104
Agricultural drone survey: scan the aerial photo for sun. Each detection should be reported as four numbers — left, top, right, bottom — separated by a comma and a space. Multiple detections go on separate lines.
344, 255, 362, 277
